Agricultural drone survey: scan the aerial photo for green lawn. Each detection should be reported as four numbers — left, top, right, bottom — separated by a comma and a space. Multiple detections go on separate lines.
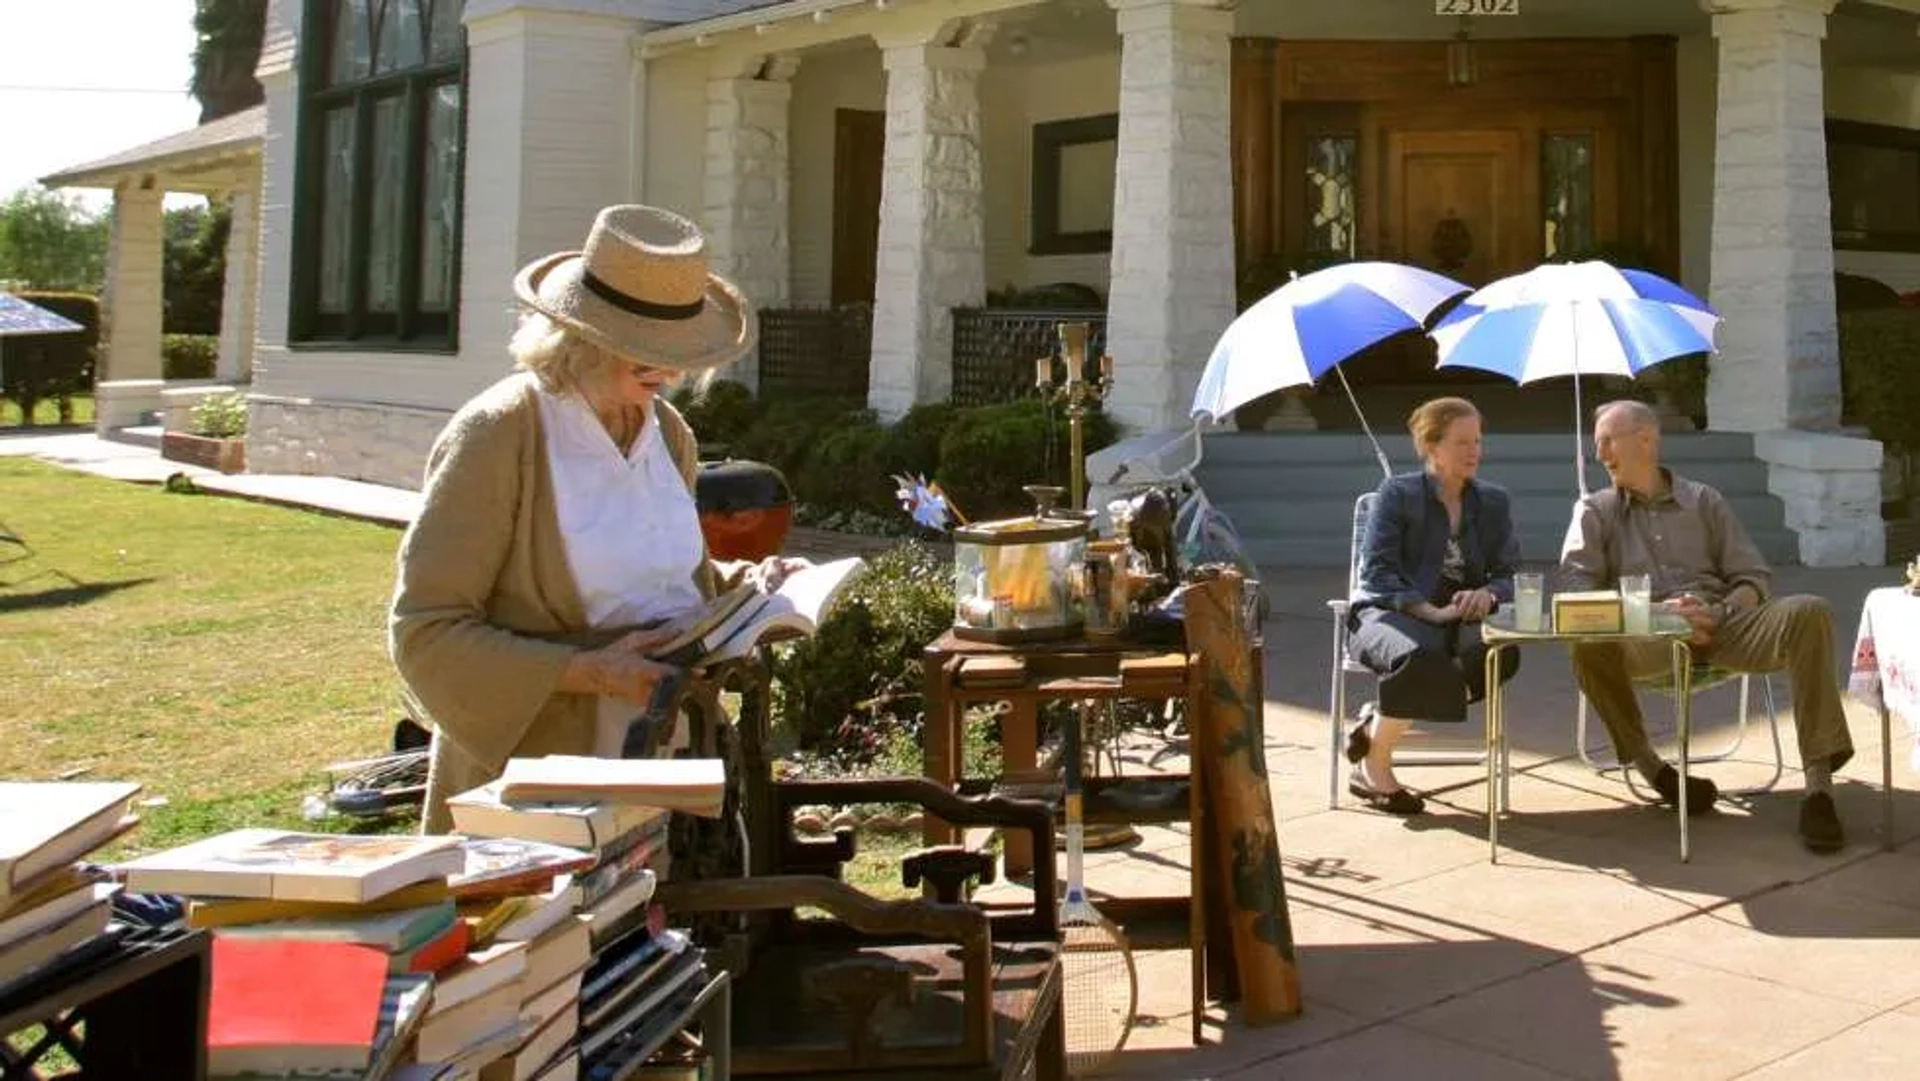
1, 394, 95, 428
0, 459, 406, 856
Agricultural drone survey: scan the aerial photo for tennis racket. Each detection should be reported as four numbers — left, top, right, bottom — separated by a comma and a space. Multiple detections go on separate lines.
1059, 701, 1138, 1077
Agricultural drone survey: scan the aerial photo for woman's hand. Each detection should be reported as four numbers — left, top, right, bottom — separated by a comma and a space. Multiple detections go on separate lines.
747, 555, 812, 594
1410, 600, 1462, 624
559, 630, 681, 704
1450, 588, 1497, 623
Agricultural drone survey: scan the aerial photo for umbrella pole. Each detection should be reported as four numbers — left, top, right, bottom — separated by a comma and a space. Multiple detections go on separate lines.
1572, 326, 1588, 497
1335, 366, 1394, 482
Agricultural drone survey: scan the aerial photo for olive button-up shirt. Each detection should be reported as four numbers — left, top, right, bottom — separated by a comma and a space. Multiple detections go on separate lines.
1557, 470, 1771, 605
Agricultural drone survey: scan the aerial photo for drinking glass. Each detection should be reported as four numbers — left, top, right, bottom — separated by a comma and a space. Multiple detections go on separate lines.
1513, 572, 1545, 632
1620, 573, 1653, 635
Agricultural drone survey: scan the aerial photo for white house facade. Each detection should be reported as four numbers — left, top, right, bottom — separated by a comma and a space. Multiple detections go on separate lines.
107, 0, 1920, 564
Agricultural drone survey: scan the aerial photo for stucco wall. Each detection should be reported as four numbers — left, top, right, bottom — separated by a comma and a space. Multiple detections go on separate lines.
642, 49, 709, 229
787, 47, 885, 307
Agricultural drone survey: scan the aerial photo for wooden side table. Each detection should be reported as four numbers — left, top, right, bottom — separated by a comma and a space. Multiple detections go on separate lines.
920, 629, 1224, 1043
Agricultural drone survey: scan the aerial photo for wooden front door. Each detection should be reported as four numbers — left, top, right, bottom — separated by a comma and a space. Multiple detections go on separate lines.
1384, 129, 1527, 286
831, 108, 885, 307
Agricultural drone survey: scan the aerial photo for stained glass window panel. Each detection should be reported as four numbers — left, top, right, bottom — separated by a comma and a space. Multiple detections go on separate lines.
376, 0, 426, 74
1543, 134, 1594, 260
329, 0, 373, 85
428, 0, 465, 62
318, 109, 356, 314
1305, 136, 1357, 258
365, 95, 408, 314
419, 83, 461, 312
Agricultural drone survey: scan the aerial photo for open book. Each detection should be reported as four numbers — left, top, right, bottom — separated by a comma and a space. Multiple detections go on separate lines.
653, 557, 866, 667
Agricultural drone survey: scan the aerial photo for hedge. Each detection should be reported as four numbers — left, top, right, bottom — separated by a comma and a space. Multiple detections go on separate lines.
0, 291, 98, 426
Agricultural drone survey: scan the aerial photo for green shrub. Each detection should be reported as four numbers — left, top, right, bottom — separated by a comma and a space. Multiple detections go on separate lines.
793, 414, 894, 517
190, 392, 248, 438
733, 394, 867, 480
0, 291, 97, 426
771, 541, 955, 753
163, 334, 219, 380
673, 378, 760, 450
936, 398, 1118, 520
881, 401, 957, 478
1840, 308, 1920, 453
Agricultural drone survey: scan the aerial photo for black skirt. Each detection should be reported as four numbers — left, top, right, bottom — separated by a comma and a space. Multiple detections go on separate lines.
1348, 608, 1518, 723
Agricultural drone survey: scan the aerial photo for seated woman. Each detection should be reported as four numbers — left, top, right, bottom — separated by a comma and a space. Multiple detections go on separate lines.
1345, 396, 1521, 815
390, 204, 805, 835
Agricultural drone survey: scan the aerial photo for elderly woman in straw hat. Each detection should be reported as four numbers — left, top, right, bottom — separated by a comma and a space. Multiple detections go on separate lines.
390, 204, 804, 834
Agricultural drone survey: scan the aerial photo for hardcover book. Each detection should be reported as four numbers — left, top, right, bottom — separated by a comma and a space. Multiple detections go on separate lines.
120, 829, 465, 904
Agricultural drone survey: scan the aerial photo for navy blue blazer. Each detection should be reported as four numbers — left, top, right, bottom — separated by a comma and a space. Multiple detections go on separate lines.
1351, 471, 1520, 616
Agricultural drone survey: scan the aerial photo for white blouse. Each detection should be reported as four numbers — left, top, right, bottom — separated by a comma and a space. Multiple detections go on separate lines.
536, 386, 705, 756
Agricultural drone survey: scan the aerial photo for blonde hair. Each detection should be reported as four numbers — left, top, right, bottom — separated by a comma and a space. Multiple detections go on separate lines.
508, 312, 713, 396
1408, 396, 1480, 459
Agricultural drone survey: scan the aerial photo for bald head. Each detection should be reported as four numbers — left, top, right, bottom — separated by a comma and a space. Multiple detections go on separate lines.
1593, 399, 1662, 494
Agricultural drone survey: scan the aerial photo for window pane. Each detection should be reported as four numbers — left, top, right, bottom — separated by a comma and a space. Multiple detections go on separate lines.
428, 0, 464, 62
366, 95, 408, 314
376, 0, 425, 74
1543, 134, 1594, 260
318, 108, 356, 314
1305, 135, 1357, 258
419, 82, 461, 312
329, 0, 373, 85
1830, 141, 1920, 239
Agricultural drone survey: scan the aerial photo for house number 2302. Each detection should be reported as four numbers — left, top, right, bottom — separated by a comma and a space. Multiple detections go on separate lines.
1436, 0, 1519, 14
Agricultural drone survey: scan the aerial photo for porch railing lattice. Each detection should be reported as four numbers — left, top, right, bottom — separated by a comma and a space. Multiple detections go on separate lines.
758, 305, 871, 400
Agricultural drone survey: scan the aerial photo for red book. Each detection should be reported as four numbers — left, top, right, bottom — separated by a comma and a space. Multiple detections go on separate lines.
207, 937, 389, 1076
399, 918, 473, 975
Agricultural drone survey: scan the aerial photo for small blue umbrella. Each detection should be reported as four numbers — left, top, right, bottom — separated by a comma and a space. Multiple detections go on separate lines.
1429, 261, 1720, 494
0, 293, 84, 337
1193, 261, 1470, 477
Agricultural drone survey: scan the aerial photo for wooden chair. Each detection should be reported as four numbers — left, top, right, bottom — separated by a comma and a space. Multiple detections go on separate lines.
659, 777, 1064, 1081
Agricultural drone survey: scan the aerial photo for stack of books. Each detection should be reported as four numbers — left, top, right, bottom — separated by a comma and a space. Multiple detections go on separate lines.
116, 828, 471, 1079
440, 756, 728, 1081
0, 782, 144, 992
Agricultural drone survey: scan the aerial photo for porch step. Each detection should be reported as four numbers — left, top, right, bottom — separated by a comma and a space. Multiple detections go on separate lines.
1194, 431, 1801, 570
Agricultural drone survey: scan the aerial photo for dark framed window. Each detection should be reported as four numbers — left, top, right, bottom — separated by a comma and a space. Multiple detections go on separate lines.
1029, 114, 1118, 256
1541, 132, 1595, 260
292, 0, 466, 349
1827, 119, 1920, 254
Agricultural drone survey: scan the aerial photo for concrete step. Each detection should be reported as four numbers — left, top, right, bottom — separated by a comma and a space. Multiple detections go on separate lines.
1199, 458, 1773, 498
102, 425, 164, 450
1240, 529, 1800, 575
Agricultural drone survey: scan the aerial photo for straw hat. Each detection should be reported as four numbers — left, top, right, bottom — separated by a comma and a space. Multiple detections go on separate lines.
512, 205, 754, 372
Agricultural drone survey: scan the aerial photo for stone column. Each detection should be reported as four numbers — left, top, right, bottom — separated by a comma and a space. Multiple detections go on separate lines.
867, 23, 990, 421
705, 54, 798, 392
1103, 0, 1236, 434
94, 179, 167, 433
217, 187, 260, 382
1704, 0, 1840, 432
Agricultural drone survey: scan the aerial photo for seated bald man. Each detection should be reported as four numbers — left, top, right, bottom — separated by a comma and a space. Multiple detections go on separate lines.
1558, 400, 1853, 853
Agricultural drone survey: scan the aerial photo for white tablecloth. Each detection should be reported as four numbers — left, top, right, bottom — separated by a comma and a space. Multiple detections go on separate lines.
1847, 585, 1920, 771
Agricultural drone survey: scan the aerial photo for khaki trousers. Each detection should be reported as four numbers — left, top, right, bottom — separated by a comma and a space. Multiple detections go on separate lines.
1569, 594, 1854, 772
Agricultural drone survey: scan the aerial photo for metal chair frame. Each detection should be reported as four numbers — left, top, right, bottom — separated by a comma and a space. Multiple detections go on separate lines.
1575, 664, 1786, 799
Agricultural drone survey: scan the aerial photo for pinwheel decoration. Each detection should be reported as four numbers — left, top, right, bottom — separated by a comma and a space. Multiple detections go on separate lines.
892, 473, 967, 531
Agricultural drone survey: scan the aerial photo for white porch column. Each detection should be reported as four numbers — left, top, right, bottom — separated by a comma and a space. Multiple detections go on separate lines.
1103, 0, 1235, 433
1704, 0, 1841, 432
217, 187, 260, 382
705, 54, 798, 391
94, 179, 167, 432
867, 24, 990, 421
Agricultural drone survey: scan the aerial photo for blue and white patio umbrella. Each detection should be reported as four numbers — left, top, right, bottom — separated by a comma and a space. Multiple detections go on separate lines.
0, 293, 84, 338
1429, 261, 1720, 494
1192, 261, 1470, 478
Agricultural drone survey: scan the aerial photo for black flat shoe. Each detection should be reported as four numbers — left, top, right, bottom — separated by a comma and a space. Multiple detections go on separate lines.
1799, 791, 1845, 854
1345, 702, 1377, 764
1347, 774, 1425, 816
1651, 765, 1718, 816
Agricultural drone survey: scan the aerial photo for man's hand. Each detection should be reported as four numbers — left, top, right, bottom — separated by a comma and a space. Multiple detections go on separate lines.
560, 630, 682, 704
1663, 593, 1721, 647
1450, 588, 1497, 623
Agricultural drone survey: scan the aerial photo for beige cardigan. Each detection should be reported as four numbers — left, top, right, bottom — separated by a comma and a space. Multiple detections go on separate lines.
389, 372, 728, 833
